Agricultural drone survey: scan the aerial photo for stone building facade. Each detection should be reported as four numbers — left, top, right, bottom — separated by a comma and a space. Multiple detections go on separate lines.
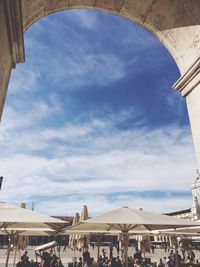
153, 176, 200, 244
191, 175, 200, 221
166, 173, 200, 221
166, 174, 200, 222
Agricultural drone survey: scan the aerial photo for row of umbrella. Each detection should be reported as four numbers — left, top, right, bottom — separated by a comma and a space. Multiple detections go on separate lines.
1, 202, 200, 267
66, 206, 200, 267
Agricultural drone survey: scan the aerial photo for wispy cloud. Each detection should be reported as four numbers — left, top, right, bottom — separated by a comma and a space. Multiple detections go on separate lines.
0, 107, 196, 215
44, 53, 126, 89
8, 67, 40, 93
65, 9, 98, 30
17, 11, 129, 93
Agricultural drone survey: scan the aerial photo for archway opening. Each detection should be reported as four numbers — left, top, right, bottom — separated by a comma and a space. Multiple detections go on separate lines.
0, 9, 196, 216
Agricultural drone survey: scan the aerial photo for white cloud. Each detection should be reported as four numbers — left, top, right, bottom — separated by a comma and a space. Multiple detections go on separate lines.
66, 10, 98, 30
41, 124, 92, 140
10, 41, 126, 94
13, 11, 129, 94
0, 115, 197, 216
8, 67, 40, 93
1, 94, 63, 129
37, 52, 126, 90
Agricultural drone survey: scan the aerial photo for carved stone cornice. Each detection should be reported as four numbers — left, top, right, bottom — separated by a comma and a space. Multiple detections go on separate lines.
173, 57, 200, 97
3, 0, 25, 67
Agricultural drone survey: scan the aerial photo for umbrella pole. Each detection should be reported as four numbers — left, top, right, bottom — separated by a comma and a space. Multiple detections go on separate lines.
73, 247, 76, 267
122, 231, 129, 267
13, 244, 18, 267
97, 235, 100, 263
5, 235, 12, 267
13, 235, 19, 267
174, 236, 179, 267
57, 245, 61, 260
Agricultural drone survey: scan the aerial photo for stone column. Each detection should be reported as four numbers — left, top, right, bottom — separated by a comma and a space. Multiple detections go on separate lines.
0, 0, 25, 120
173, 57, 200, 170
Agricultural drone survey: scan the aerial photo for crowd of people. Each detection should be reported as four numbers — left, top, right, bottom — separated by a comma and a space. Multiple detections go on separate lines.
78, 247, 147, 267
16, 250, 65, 267
78, 246, 200, 267
14, 244, 200, 267
155, 249, 200, 267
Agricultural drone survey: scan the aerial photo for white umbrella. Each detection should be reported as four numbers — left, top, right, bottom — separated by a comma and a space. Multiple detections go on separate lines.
0, 227, 56, 236
68, 212, 80, 267
68, 212, 80, 250
66, 206, 200, 267
0, 201, 69, 230
0, 201, 68, 267
17, 204, 29, 253
77, 205, 90, 251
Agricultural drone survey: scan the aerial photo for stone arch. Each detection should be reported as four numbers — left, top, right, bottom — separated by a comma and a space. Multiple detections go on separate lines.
23, 6, 180, 75
21, 0, 200, 75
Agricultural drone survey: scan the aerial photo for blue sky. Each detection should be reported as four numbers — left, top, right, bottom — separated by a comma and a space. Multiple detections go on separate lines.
0, 9, 197, 216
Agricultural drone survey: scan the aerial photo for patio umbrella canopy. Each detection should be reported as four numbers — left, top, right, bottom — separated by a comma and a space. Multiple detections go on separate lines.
70, 207, 200, 231
0, 201, 68, 267
158, 226, 200, 235
0, 201, 69, 230
67, 206, 200, 267
0, 227, 56, 236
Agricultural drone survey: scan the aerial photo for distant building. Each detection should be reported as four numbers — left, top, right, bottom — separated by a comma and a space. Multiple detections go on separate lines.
166, 173, 200, 221
191, 175, 200, 221
165, 208, 192, 220
154, 174, 200, 244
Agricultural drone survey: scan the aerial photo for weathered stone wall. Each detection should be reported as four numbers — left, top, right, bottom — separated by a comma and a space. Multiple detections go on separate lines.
0, 0, 24, 119
186, 84, 200, 170
0, 1, 14, 119
173, 58, 200, 169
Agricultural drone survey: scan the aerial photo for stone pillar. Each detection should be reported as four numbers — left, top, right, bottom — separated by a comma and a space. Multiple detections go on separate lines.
173, 57, 200, 169
0, 0, 25, 120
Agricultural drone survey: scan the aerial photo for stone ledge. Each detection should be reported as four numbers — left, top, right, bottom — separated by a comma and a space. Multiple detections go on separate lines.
173, 57, 200, 97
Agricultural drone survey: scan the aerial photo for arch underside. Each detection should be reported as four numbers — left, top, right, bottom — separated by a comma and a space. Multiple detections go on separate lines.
22, 0, 200, 74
